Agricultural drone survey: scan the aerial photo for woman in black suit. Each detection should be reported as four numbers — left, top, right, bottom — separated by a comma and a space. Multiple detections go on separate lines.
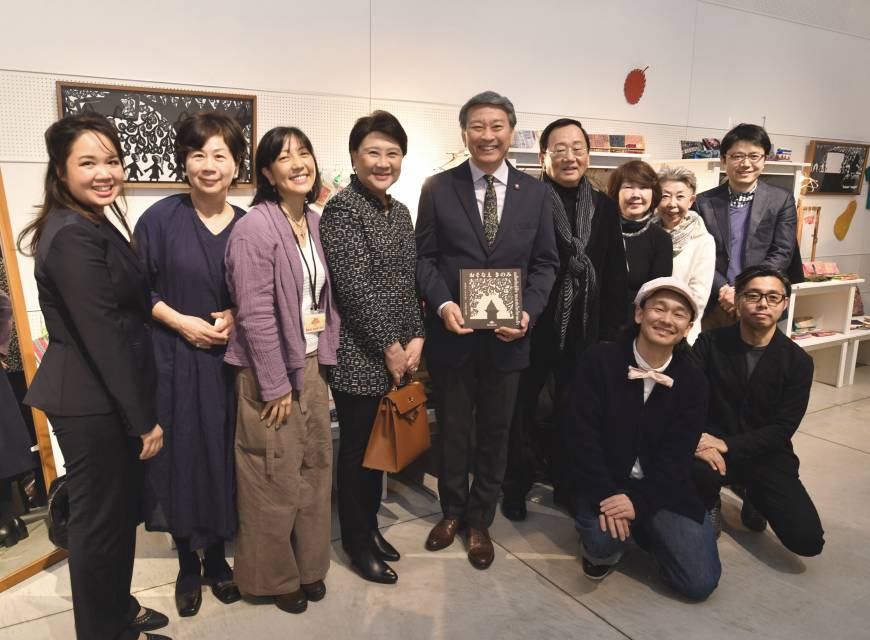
19, 114, 171, 640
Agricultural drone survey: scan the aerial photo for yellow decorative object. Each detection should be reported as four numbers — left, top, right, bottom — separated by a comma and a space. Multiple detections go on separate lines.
834, 200, 857, 241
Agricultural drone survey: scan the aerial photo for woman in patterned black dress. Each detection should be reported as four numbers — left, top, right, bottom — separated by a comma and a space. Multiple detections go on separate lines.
320, 111, 424, 585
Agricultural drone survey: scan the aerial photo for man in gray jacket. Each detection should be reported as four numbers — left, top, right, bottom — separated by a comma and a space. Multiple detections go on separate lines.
694, 123, 796, 328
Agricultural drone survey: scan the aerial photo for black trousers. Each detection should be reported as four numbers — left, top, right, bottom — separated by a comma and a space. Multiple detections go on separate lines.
333, 390, 384, 553
692, 451, 825, 557
503, 323, 574, 500
430, 349, 521, 530
50, 413, 142, 640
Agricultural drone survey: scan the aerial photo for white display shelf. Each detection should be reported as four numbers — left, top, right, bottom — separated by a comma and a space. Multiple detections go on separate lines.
508, 148, 649, 170
651, 159, 809, 202
785, 279, 864, 387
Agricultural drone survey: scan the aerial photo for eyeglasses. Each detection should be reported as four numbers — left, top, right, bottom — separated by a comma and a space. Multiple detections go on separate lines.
741, 291, 785, 305
546, 145, 588, 159
726, 153, 766, 164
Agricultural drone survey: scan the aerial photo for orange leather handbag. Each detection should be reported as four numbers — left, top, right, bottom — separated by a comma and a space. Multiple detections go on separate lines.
363, 381, 430, 473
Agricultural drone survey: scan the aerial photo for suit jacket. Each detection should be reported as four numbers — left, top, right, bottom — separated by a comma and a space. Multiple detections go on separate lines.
415, 160, 559, 371
25, 209, 157, 436
690, 324, 813, 462
561, 341, 708, 523
695, 180, 796, 307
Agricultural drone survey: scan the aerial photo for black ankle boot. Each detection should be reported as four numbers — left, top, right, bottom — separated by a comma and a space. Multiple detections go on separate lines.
349, 547, 397, 584
372, 530, 400, 562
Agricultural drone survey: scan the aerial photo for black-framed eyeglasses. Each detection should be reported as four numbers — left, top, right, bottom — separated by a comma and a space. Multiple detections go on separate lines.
546, 145, 588, 159
741, 291, 785, 305
726, 152, 766, 164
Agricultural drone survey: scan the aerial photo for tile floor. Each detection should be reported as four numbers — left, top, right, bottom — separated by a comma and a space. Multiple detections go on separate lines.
2, 368, 870, 639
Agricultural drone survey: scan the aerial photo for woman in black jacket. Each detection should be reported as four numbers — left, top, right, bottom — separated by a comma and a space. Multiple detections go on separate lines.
607, 160, 673, 321
18, 114, 170, 640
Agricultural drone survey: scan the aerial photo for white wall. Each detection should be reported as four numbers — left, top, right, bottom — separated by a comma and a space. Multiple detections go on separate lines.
3, 1, 869, 140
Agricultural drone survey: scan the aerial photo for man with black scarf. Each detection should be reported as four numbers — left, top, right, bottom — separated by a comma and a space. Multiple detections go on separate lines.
501, 118, 629, 521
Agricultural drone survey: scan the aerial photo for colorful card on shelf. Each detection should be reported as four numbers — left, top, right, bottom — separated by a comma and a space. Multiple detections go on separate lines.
459, 268, 522, 330
589, 134, 610, 152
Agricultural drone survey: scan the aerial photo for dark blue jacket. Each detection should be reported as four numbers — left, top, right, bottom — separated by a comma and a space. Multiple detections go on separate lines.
561, 340, 709, 523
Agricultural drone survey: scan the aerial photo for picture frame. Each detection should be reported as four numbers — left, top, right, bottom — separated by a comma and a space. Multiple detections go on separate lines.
57, 81, 256, 187
803, 140, 869, 195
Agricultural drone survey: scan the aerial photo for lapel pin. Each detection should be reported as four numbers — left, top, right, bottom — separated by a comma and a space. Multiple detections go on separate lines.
513, 183, 520, 190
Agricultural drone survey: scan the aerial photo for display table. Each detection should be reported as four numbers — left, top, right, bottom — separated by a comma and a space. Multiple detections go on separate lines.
785, 279, 864, 387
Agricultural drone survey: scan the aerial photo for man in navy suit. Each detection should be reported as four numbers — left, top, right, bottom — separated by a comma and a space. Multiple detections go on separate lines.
416, 91, 558, 569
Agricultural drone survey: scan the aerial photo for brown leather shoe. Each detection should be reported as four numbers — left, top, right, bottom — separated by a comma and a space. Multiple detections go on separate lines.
425, 517, 462, 551
467, 527, 494, 570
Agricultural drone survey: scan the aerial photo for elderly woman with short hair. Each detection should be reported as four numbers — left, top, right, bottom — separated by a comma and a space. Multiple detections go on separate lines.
654, 166, 715, 344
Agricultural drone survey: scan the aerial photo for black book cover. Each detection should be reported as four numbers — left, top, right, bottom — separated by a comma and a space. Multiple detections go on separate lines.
459, 268, 522, 329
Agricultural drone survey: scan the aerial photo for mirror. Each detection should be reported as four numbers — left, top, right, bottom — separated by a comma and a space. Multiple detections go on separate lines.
0, 168, 66, 592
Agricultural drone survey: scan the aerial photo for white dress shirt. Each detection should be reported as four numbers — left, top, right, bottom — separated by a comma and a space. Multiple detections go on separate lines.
469, 159, 509, 223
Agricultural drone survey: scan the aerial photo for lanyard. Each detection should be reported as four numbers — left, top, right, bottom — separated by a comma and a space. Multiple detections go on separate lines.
291, 213, 320, 311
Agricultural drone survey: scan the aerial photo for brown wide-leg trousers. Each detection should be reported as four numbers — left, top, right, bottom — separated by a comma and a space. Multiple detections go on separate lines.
233, 355, 332, 596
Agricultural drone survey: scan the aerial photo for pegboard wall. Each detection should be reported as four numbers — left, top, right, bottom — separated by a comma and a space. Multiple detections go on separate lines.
0, 67, 825, 187
2, 67, 869, 312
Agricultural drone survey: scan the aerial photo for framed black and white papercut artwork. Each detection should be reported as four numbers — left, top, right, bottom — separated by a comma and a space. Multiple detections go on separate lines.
57, 82, 256, 187
804, 140, 869, 195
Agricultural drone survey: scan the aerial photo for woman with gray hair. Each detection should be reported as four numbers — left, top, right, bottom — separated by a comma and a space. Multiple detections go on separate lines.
654, 165, 715, 343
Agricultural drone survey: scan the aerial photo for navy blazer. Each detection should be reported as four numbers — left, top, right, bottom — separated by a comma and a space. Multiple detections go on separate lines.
415, 160, 559, 371
25, 209, 157, 436
561, 341, 708, 523
695, 180, 796, 307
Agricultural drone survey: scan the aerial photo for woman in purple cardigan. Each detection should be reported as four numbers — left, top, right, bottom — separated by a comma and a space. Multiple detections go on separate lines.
224, 127, 339, 615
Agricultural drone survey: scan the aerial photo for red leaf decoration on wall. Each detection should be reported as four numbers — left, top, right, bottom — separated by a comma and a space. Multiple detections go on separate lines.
624, 67, 648, 105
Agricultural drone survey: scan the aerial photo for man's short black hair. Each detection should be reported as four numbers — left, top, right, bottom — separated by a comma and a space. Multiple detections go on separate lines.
734, 265, 791, 298
720, 123, 772, 157
539, 118, 590, 153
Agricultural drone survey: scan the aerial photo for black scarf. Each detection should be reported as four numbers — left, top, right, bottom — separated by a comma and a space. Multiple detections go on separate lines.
544, 174, 597, 351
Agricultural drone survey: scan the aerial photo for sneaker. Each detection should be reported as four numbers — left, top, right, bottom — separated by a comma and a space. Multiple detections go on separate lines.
710, 499, 722, 539
740, 498, 768, 532
582, 557, 615, 581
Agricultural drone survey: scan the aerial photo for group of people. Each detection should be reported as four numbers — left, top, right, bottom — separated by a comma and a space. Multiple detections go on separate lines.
14, 89, 824, 640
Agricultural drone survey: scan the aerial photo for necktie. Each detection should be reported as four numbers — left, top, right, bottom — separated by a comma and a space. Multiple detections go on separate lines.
627, 366, 674, 388
483, 175, 498, 245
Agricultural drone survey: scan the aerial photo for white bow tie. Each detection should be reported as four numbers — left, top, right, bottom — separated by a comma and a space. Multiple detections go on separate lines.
627, 365, 674, 388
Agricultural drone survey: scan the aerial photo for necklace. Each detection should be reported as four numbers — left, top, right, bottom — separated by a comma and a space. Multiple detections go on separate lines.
280, 203, 308, 240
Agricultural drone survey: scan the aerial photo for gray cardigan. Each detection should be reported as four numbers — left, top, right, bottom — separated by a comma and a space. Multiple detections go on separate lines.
224, 201, 340, 401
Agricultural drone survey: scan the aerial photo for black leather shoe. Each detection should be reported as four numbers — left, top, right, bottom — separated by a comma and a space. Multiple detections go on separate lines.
372, 530, 400, 562
174, 571, 203, 618
275, 589, 307, 614
129, 607, 169, 632
349, 548, 398, 584
741, 498, 768, 532
144, 634, 172, 640
301, 580, 326, 602
203, 569, 241, 605
500, 495, 527, 522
